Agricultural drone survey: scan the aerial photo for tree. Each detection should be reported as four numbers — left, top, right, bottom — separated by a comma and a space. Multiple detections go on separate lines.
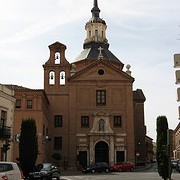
19, 118, 38, 177
156, 116, 169, 180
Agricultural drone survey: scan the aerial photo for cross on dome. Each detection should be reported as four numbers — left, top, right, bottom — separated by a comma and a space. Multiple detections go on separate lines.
98, 47, 103, 55
98, 46, 104, 59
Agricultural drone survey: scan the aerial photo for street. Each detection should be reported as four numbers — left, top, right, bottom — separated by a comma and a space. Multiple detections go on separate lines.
60, 164, 180, 180
61, 172, 180, 180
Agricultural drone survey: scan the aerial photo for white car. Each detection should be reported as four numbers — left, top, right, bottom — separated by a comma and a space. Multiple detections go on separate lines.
0, 162, 23, 180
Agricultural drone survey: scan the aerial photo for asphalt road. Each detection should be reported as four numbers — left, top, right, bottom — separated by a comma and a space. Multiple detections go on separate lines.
60, 164, 180, 180
60, 171, 180, 180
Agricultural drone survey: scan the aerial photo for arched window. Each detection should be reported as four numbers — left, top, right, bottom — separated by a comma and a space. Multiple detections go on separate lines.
49, 71, 55, 85
55, 52, 60, 64
60, 71, 65, 85
99, 119, 105, 132
89, 30, 91, 37
95, 30, 98, 41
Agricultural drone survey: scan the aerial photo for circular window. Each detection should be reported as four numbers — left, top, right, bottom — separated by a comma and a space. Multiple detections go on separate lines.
98, 69, 104, 75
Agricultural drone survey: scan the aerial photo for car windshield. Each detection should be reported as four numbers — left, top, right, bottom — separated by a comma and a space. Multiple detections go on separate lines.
41, 164, 52, 170
116, 162, 123, 165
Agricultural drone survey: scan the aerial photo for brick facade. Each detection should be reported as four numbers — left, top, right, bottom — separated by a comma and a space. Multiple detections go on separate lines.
9, 0, 147, 168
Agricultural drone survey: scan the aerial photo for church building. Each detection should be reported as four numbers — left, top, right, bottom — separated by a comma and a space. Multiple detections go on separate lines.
10, 0, 146, 168
42, 0, 146, 167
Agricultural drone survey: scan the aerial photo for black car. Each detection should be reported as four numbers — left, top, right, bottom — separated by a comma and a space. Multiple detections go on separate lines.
82, 162, 110, 173
171, 160, 178, 169
176, 160, 180, 172
29, 163, 60, 180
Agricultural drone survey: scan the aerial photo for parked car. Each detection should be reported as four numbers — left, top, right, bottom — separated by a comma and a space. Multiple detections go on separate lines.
176, 160, 180, 172
110, 162, 134, 172
29, 163, 60, 180
82, 162, 110, 173
0, 161, 24, 180
171, 159, 179, 169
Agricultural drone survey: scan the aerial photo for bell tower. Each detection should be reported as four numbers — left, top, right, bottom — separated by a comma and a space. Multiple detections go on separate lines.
74, 0, 122, 66
43, 41, 70, 94
84, 0, 108, 48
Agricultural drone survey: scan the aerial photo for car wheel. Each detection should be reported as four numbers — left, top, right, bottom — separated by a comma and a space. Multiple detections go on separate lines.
130, 167, 134, 172
118, 168, 122, 172
105, 168, 109, 173
91, 169, 95, 173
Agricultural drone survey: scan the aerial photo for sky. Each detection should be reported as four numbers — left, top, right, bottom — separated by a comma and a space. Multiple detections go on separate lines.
0, 0, 180, 141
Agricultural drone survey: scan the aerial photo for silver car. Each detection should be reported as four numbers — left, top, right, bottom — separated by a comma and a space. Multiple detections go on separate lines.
0, 161, 23, 180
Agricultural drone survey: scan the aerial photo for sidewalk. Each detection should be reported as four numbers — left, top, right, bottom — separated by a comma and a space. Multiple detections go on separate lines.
134, 163, 153, 172
61, 169, 82, 176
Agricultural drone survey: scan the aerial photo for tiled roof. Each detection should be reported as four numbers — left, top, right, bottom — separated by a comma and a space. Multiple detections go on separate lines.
3, 84, 50, 104
3, 84, 32, 90
74, 42, 122, 63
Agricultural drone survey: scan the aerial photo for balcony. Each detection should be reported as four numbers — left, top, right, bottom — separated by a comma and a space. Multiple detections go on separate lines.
0, 126, 11, 139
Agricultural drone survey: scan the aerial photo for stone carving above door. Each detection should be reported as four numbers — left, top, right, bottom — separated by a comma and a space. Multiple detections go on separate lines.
90, 111, 113, 134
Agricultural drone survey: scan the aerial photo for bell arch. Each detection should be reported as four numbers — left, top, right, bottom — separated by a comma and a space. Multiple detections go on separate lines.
60, 71, 65, 85
49, 71, 55, 85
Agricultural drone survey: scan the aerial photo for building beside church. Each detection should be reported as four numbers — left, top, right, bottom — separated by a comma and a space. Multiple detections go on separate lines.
174, 53, 180, 160
5, 85, 51, 164
7, 0, 147, 168
173, 122, 180, 160
145, 136, 153, 163
0, 84, 16, 161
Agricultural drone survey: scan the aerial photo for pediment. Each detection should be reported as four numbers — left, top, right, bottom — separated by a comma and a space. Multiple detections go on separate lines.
69, 60, 134, 82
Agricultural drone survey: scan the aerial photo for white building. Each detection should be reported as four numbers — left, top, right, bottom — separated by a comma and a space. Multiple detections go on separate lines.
0, 84, 16, 161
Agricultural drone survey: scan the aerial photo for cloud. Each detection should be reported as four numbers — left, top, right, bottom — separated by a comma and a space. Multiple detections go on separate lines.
0, 14, 83, 47
0, 0, 90, 47
0, 0, 180, 140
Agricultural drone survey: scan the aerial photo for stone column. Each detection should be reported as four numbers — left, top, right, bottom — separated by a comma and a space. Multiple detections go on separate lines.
109, 136, 114, 165
89, 136, 94, 164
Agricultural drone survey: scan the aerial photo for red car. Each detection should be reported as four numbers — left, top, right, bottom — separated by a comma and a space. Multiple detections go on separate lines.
110, 162, 134, 172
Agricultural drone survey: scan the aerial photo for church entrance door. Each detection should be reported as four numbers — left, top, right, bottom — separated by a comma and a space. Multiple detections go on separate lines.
95, 141, 109, 164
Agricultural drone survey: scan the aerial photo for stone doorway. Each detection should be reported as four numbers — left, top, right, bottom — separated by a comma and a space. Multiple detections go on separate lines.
78, 151, 87, 168
95, 141, 109, 164
116, 151, 125, 163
